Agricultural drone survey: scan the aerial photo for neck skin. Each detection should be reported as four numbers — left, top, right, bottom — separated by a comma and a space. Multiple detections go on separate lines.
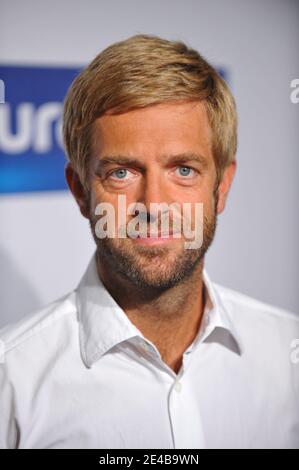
96, 250, 206, 374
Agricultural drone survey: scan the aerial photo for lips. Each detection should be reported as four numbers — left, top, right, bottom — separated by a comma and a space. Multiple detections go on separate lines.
136, 232, 179, 238
130, 229, 183, 246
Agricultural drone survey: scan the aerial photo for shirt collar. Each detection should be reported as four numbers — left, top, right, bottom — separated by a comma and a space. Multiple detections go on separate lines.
76, 251, 243, 368
192, 268, 243, 356
76, 252, 144, 368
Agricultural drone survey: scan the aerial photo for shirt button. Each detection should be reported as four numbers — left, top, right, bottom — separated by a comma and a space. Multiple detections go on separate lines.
174, 381, 182, 393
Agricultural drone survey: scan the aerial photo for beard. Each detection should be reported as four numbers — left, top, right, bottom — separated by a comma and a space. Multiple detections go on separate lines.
88, 195, 218, 293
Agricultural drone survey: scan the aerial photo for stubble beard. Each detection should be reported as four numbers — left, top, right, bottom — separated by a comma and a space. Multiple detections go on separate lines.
88, 199, 218, 293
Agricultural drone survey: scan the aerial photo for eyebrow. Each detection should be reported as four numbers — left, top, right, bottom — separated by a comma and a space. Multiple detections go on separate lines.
95, 152, 209, 172
161, 153, 209, 169
96, 156, 145, 171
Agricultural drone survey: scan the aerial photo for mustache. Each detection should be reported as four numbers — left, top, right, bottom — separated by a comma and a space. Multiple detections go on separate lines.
117, 211, 197, 241
91, 199, 204, 248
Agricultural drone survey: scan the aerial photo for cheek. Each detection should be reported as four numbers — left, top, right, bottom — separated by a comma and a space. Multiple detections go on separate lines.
89, 179, 114, 210
88, 192, 105, 222
201, 195, 216, 220
88, 185, 131, 229
175, 184, 214, 208
189, 194, 216, 227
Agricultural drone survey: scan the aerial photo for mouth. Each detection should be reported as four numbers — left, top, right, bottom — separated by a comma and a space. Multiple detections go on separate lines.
132, 232, 181, 245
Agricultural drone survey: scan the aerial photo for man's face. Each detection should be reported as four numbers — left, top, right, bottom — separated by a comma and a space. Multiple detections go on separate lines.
85, 100, 229, 290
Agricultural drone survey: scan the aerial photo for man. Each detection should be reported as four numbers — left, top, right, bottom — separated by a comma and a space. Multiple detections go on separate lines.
0, 34, 298, 449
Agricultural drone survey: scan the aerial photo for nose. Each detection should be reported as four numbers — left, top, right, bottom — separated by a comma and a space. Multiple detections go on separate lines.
135, 168, 172, 225
140, 168, 170, 209
135, 211, 156, 224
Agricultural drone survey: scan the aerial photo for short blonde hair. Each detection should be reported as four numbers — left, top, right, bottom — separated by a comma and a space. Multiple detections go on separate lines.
63, 34, 237, 190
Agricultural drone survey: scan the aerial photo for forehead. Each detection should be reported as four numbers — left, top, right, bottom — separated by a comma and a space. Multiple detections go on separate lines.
92, 100, 213, 165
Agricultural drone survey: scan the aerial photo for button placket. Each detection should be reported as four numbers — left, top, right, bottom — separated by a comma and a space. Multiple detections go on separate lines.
174, 380, 182, 393
168, 377, 206, 449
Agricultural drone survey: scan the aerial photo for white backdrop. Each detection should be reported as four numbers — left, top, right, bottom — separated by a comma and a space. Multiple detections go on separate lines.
0, 0, 298, 328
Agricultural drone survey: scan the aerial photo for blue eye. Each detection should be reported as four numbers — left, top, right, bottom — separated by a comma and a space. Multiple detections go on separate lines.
176, 166, 194, 177
113, 169, 128, 179
106, 168, 137, 183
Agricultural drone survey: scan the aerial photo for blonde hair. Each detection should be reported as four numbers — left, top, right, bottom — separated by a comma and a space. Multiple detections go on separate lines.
63, 34, 237, 190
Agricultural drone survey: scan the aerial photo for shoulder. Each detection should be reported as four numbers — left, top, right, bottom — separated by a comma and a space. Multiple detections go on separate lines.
0, 290, 79, 449
0, 290, 78, 362
215, 282, 298, 323
213, 282, 299, 350
213, 282, 299, 403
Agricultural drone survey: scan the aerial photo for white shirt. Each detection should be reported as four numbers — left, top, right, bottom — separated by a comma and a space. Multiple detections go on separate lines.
0, 251, 298, 449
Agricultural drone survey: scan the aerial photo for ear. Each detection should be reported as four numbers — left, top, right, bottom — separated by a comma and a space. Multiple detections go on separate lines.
65, 163, 89, 219
216, 160, 237, 215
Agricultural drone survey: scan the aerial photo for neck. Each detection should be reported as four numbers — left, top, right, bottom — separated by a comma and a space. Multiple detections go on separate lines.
96, 250, 206, 374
